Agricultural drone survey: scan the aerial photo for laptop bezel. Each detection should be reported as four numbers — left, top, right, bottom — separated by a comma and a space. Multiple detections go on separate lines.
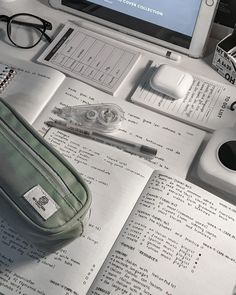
48, 0, 219, 58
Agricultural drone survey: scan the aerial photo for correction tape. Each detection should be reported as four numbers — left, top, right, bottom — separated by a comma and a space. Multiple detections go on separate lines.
53, 103, 124, 133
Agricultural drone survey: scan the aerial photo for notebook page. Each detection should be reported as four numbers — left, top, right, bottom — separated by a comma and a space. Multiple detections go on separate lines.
0, 55, 65, 124
89, 170, 236, 295
33, 78, 206, 178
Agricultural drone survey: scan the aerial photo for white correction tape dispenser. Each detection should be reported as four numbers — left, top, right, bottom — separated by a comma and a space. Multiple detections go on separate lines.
53, 103, 124, 133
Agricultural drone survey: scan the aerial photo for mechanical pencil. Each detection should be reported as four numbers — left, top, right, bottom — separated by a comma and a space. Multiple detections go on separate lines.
45, 120, 157, 158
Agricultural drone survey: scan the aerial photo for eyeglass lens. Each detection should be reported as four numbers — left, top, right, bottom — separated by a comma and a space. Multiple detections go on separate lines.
9, 15, 44, 48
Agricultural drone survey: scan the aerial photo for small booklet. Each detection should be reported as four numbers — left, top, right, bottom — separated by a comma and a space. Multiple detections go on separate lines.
37, 22, 141, 95
131, 61, 236, 131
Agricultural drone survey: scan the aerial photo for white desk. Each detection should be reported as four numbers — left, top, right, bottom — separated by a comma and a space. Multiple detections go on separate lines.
0, 0, 230, 101
0, 0, 234, 201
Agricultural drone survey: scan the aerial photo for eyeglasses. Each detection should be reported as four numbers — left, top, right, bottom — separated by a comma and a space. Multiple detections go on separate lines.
0, 13, 52, 49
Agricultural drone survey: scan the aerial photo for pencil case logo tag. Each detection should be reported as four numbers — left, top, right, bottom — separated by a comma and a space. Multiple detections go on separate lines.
23, 185, 59, 220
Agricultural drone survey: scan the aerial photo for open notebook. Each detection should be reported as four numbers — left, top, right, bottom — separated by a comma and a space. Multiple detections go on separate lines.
1, 78, 236, 294
1, 56, 236, 295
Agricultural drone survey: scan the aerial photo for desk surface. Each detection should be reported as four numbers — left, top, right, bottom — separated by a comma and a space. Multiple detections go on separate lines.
0, 0, 234, 200
0, 0, 230, 100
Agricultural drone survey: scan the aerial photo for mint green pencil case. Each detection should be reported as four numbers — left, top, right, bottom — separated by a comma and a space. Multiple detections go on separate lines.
0, 98, 92, 251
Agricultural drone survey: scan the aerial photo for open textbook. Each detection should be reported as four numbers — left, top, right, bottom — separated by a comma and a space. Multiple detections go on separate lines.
1, 128, 236, 295
1, 56, 236, 294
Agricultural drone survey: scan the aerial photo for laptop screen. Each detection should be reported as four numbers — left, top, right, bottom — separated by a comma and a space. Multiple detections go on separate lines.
61, 0, 202, 49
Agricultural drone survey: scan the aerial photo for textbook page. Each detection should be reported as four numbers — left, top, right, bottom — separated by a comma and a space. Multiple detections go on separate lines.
89, 171, 236, 295
0, 55, 65, 124
0, 128, 154, 295
131, 62, 236, 131
33, 78, 206, 178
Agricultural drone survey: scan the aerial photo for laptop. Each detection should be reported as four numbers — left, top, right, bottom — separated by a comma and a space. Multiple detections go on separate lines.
49, 0, 219, 58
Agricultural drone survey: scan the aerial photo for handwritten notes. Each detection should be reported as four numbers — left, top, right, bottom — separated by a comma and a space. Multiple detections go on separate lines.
33, 78, 205, 178
131, 62, 236, 131
89, 172, 236, 295
0, 128, 153, 295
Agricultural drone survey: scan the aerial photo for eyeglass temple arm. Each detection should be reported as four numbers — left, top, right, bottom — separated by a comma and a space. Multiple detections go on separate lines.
32, 26, 52, 43
0, 16, 52, 30
0, 15, 9, 22
39, 30, 52, 43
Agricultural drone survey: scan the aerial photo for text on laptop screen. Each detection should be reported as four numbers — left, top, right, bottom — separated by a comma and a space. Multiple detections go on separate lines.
61, 0, 203, 49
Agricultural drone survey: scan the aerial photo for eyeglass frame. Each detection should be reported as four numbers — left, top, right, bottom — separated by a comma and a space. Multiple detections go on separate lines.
0, 13, 52, 49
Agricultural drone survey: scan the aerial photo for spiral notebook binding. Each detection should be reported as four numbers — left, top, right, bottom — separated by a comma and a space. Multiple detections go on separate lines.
0, 64, 16, 93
